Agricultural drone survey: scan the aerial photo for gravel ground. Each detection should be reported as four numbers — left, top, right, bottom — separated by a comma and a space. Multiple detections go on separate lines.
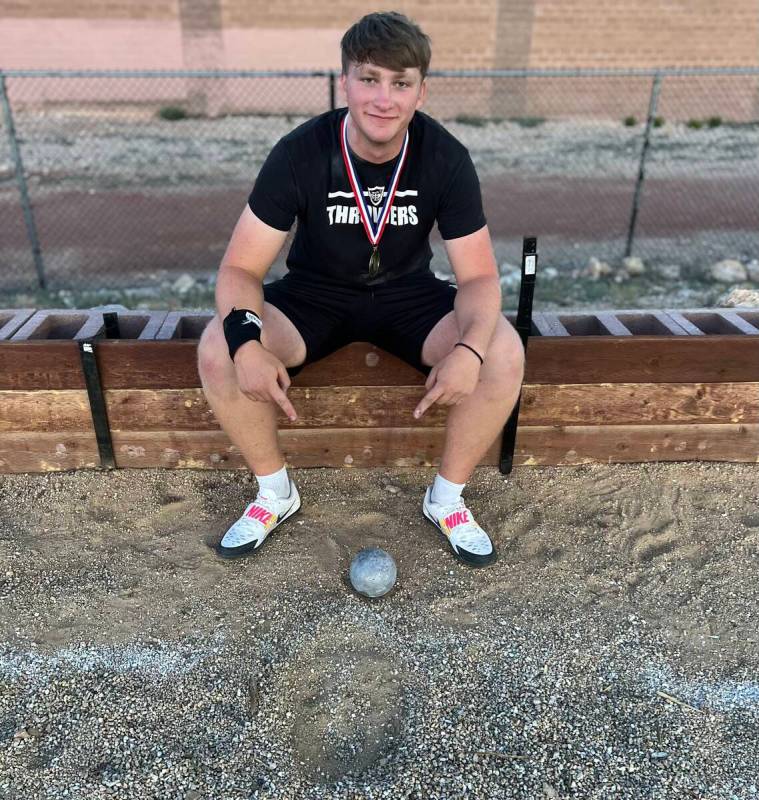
1, 462, 758, 798
2, 112, 758, 188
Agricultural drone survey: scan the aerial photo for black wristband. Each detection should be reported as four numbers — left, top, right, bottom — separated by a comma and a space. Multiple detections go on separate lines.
455, 341, 484, 365
223, 307, 262, 362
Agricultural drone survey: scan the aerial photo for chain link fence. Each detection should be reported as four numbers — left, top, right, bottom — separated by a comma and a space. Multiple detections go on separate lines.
1, 67, 758, 293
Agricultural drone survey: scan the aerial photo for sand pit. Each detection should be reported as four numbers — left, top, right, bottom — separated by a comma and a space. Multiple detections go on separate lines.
0, 461, 757, 798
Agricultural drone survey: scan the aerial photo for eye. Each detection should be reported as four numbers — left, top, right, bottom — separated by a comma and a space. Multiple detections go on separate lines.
395, 81, 409, 88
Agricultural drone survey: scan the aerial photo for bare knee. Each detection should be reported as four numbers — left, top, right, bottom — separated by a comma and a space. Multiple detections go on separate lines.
197, 316, 235, 390
480, 319, 525, 395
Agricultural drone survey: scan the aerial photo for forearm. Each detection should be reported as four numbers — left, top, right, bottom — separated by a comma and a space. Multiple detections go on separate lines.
215, 265, 265, 320
453, 275, 502, 355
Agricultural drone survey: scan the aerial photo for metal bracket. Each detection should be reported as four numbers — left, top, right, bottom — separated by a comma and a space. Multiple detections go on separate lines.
500, 236, 537, 475
77, 312, 121, 469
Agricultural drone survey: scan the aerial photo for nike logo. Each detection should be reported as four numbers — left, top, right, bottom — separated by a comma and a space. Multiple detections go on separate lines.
241, 312, 262, 328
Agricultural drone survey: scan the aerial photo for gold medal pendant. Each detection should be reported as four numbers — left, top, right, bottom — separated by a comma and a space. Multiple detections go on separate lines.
369, 246, 380, 278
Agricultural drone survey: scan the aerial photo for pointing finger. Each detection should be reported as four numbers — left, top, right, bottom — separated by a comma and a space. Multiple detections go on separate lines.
272, 387, 297, 422
414, 385, 444, 419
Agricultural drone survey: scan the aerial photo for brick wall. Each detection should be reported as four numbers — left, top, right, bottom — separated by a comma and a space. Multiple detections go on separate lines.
1, 0, 757, 118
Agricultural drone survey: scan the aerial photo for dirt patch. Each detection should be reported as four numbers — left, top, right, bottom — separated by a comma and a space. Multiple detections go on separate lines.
0, 462, 757, 797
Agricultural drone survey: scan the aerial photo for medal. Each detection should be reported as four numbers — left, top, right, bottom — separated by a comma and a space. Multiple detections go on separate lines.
369, 246, 380, 276
340, 112, 409, 279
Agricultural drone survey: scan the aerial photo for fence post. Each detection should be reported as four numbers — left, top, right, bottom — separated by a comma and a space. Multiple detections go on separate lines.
0, 72, 46, 289
329, 71, 336, 110
625, 73, 662, 258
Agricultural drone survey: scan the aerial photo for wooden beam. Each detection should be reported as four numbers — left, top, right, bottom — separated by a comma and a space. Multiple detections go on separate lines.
0, 432, 99, 473
1, 379, 755, 434
0, 390, 91, 431
95, 382, 759, 432
0, 341, 84, 389
100, 424, 758, 469
3, 336, 757, 390
4, 422, 755, 472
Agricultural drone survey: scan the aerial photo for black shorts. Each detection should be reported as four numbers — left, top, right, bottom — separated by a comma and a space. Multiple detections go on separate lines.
263, 270, 457, 378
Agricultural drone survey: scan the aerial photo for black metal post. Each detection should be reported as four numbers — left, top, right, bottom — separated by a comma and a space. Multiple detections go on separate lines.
78, 340, 116, 469
499, 236, 537, 474
329, 72, 336, 110
625, 73, 661, 258
103, 311, 122, 339
0, 72, 46, 289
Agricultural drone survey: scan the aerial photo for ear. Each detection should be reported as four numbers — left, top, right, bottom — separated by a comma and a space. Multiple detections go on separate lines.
416, 78, 427, 110
338, 72, 347, 100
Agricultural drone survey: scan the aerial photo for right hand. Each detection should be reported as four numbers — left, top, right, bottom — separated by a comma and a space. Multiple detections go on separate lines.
233, 341, 297, 422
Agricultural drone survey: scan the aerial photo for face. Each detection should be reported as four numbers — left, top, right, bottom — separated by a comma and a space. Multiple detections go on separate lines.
339, 61, 427, 154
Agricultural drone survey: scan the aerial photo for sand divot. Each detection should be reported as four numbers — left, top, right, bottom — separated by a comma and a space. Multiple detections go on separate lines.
270, 630, 405, 783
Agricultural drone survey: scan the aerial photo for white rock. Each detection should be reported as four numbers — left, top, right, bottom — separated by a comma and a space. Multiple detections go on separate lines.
717, 288, 759, 307
499, 272, 521, 290
586, 257, 612, 280
746, 259, 759, 282
172, 273, 197, 295
654, 263, 681, 280
542, 267, 559, 281
709, 259, 747, 283
622, 256, 646, 275
89, 303, 129, 312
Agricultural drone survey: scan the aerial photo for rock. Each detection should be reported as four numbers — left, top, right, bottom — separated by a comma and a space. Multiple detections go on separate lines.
384, 484, 401, 494
717, 288, 759, 307
586, 257, 612, 280
654, 263, 681, 280
746, 259, 759, 283
89, 303, 129, 312
709, 259, 747, 283
622, 256, 646, 276
172, 273, 197, 295
542, 267, 559, 281
499, 272, 521, 290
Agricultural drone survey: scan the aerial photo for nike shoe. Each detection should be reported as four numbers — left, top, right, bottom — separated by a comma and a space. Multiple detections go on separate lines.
216, 481, 301, 559
422, 486, 497, 567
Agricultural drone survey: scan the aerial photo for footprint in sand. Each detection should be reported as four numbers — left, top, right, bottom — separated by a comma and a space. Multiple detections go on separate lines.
284, 645, 403, 782
616, 487, 680, 563
309, 512, 393, 575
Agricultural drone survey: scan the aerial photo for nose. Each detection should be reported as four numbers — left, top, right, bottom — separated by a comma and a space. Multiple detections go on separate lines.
373, 82, 393, 109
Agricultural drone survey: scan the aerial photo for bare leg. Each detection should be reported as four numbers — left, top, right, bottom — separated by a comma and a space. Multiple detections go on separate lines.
197, 304, 306, 475
421, 313, 525, 484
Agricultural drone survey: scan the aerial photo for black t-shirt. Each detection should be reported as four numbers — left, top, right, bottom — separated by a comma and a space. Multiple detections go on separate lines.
248, 108, 486, 286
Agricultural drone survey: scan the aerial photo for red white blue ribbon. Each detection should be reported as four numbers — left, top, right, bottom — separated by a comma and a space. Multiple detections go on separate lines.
339, 112, 409, 247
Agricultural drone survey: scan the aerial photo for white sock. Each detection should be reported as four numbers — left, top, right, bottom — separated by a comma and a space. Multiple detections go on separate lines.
430, 473, 465, 506
255, 465, 291, 499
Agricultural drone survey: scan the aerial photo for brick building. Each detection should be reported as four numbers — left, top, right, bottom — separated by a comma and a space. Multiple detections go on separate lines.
2, 1, 758, 118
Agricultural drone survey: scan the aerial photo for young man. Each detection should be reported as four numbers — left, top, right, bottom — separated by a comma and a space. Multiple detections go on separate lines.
198, 11, 525, 567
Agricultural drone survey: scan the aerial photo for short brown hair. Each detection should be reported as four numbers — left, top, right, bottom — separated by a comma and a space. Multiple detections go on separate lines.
341, 11, 431, 79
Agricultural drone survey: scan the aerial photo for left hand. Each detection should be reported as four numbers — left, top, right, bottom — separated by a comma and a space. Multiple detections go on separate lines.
413, 346, 482, 419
